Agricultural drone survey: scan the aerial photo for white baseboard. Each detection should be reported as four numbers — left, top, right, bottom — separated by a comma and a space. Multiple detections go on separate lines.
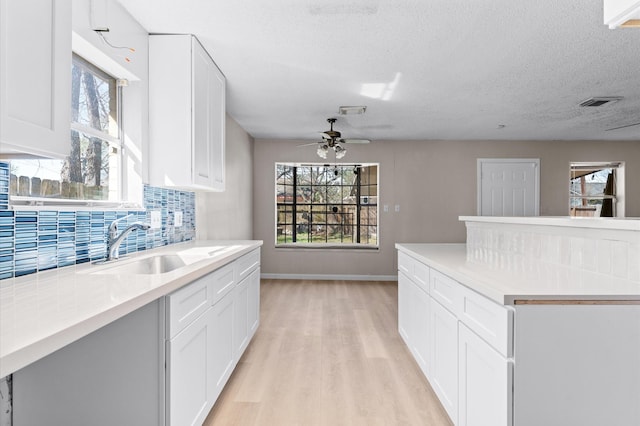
260, 273, 398, 282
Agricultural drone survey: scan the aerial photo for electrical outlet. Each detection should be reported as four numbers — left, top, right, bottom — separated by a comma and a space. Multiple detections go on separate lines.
150, 211, 161, 229
395, 204, 400, 213
383, 204, 389, 213
174, 210, 183, 227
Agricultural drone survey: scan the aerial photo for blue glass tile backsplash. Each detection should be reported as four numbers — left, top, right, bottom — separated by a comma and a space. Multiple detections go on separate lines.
0, 161, 195, 280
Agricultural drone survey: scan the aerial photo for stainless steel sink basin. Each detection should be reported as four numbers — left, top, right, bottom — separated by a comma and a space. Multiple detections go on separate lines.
93, 254, 187, 275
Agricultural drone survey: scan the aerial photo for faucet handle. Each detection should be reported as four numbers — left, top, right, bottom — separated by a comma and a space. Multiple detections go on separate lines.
108, 213, 137, 236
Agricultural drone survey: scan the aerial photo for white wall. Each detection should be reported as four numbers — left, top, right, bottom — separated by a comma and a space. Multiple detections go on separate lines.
196, 114, 254, 240
253, 139, 640, 278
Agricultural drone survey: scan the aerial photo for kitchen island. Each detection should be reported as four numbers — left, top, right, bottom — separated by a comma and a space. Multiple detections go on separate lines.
397, 216, 640, 426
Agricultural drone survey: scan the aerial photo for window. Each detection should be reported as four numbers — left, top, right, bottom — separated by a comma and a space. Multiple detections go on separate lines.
276, 163, 378, 247
10, 54, 122, 202
570, 162, 624, 217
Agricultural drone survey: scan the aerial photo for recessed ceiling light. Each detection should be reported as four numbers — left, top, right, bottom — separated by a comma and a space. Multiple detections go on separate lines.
338, 105, 367, 115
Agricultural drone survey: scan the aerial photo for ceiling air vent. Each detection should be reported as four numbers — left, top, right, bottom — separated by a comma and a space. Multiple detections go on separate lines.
579, 96, 623, 107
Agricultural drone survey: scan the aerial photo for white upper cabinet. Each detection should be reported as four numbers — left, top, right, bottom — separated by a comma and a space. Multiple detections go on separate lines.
0, 0, 72, 158
149, 34, 225, 191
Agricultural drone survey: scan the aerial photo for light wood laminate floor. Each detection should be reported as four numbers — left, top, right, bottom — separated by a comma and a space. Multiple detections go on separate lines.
204, 279, 453, 426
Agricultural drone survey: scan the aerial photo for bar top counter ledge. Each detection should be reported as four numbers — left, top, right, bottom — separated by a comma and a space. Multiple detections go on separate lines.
396, 215, 640, 305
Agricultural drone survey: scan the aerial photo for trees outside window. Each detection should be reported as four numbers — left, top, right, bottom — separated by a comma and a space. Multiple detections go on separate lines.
276, 163, 378, 247
10, 54, 121, 201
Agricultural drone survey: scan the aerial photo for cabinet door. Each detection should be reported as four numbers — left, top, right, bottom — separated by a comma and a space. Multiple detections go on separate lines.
192, 37, 225, 191
0, 0, 71, 157
167, 309, 212, 426
207, 47, 225, 191
210, 294, 235, 403
412, 284, 431, 378
430, 298, 459, 425
233, 275, 250, 360
399, 272, 431, 378
148, 35, 192, 188
458, 323, 512, 426
398, 271, 412, 344
192, 38, 213, 188
248, 268, 260, 337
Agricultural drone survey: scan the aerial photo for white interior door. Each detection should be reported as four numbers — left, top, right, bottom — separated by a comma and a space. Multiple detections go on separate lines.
477, 159, 539, 216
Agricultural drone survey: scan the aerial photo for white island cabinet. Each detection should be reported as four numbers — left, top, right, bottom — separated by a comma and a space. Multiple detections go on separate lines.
149, 34, 225, 191
10, 244, 261, 426
398, 247, 512, 426
0, 0, 71, 158
398, 216, 640, 426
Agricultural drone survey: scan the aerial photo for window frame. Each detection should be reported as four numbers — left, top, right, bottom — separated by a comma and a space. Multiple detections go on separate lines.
275, 162, 379, 249
569, 161, 625, 217
7, 52, 137, 209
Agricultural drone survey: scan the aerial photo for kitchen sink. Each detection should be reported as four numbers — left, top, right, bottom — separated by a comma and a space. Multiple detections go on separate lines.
92, 254, 188, 275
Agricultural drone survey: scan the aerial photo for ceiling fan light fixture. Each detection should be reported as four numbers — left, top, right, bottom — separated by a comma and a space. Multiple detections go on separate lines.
335, 144, 347, 159
338, 105, 367, 115
317, 144, 329, 159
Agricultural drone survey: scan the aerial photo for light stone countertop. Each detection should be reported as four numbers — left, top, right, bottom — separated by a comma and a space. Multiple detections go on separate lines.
0, 240, 262, 377
396, 243, 640, 306
459, 215, 640, 231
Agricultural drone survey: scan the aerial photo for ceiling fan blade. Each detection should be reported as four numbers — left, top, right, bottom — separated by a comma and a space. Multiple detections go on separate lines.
605, 121, 640, 131
297, 142, 322, 147
341, 138, 370, 144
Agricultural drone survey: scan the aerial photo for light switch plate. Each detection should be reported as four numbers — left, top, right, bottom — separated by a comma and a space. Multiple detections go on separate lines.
150, 211, 161, 229
174, 210, 183, 227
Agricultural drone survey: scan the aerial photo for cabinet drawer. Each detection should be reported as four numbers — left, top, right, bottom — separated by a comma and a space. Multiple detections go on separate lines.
413, 261, 430, 293
398, 251, 430, 294
430, 269, 461, 315
167, 274, 210, 338
235, 249, 260, 283
458, 286, 512, 357
398, 251, 412, 275
209, 263, 235, 306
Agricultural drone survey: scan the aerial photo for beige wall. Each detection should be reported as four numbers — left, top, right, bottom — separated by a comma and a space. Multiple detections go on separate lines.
253, 139, 640, 278
196, 115, 254, 240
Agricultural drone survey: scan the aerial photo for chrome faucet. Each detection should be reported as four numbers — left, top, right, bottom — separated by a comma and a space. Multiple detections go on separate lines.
107, 215, 151, 261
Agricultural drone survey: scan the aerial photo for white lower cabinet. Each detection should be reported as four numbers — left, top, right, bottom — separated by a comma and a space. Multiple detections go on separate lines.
398, 249, 512, 426
233, 267, 261, 362
412, 282, 431, 377
233, 271, 250, 360
430, 298, 459, 425
167, 288, 238, 425
9, 248, 261, 426
166, 249, 261, 426
399, 271, 431, 377
458, 323, 512, 426
248, 268, 260, 336
167, 309, 213, 426
210, 294, 235, 402
398, 271, 411, 343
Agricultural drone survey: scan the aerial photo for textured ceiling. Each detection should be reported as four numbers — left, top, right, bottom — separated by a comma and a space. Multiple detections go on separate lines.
118, 0, 640, 141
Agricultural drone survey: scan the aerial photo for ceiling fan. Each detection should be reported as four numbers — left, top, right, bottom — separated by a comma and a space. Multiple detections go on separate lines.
302, 118, 370, 159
